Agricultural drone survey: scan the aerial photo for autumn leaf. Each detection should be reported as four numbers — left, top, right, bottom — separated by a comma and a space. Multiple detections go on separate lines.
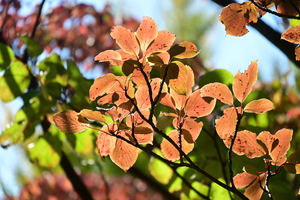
145, 30, 176, 56
110, 26, 139, 56
275, 0, 300, 16
50, 110, 88, 134
244, 98, 274, 113
200, 82, 233, 105
174, 41, 200, 59
295, 45, 300, 61
96, 124, 117, 157
224, 130, 265, 158
233, 61, 258, 103
215, 107, 237, 140
284, 150, 300, 174
234, 172, 267, 200
173, 117, 203, 143
79, 109, 107, 123
110, 131, 138, 172
136, 16, 158, 54
89, 73, 118, 101
94, 50, 123, 66
281, 25, 300, 44
161, 130, 194, 162
219, 2, 258, 36
184, 90, 216, 118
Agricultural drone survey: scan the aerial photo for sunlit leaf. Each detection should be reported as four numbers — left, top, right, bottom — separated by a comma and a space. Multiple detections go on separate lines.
219, 2, 258, 36
0, 61, 31, 102
145, 30, 176, 56
0, 43, 15, 71
110, 131, 138, 172
110, 26, 139, 56
184, 90, 216, 118
161, 130, 194, 162
174, 41, 200, 59
233, 61, 258, 103
215, 107, 237, 140
131, 63, 152, 87
20, 35, 43, 58
79, 109, 107, 123
275, 0, 300, 16
295, 45, 300, 61
284, 150, 300, 174
136, 16, 158, 54
210, 179, 231, 200
281, 25, 300, 44
89, 73, 118, 101
244, 98, 274, 113
224, 130, 265, 158
94, 50, 123, 66
50, 110, 89, 134
200, 83, 233, 105
158, 93, 177, 111
173, 118, 203, 143
96, 124, 117, 157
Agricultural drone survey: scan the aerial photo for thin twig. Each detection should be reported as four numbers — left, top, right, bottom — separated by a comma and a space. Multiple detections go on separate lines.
265, 166, 274, 200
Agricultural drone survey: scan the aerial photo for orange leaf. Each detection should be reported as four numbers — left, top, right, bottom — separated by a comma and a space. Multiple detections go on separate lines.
270, 129, 293, 166
224, 130, 265, 158
219, 2, 258, 36
79, 109, 107, 123
110, 26, 139, 56
215, 107, 237, 139
94, 50, 122, 66
281, 25, 300, 44
174, 41, 200, 59
173, 117, 203, 143
200, 83, 233, 105
234, 172, 267, 200
275, 0, 300, 16
132, 126, 153, 144
295, 45, 300, 61
145, 30, 176, 56
158, 93, 177, 111
136, 16, 158, 54
244, 98, 274, 113
50, 110, 88, 134
233, 61, 258, 103
184, 90, 216, 118
161, 130, 194, 162
89, 73, 118, 101
131, 63, 152, 87
170, 88, 186, 110
110, 131, 138, 172
96, 124, 117, 157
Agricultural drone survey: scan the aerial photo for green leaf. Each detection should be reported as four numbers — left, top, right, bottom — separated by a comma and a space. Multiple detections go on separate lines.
0, 43, 15, 71
198, 69, 234, 88
148, 148, 173, 184
243, 165, 259, 176
67, 60, 83, 79
20, 35, 43, 58
73, 129, 94, 155
284, 150, 300, 174
0, 61, 31, 102
168, 167, 188, 193
28, 132, 62, 168
0, 120, 28, 147
180, 182, 209, 200
210, 179, 231, 200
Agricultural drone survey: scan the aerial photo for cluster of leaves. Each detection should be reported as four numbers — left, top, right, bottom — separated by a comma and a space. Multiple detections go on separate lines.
219, 0, 300, 60
51, 16, 300, 199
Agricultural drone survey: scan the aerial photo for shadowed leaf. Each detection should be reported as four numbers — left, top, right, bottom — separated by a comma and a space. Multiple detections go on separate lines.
284, 150, 300, 174
173, 118, 203, 143
122, 59, 138, 76
275, 0, 300, 16
244, 98, 274, 113
0, 43, 15, 71
20, 35, 43, 58
243, 165, 259, 176
174, 41, 200, 59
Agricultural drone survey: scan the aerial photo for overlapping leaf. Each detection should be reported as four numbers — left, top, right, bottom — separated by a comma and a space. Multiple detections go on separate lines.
96, 124, 117, 157
200, 83, 233, 105
145, 30, 176, 56
219, 2, 258, 36
275, 0, 300, 16
79, 109, 107, 123
173, 41, 200, 59
284, 150, 300, 174
89, 73, 118, 101
244, 98, 274, 113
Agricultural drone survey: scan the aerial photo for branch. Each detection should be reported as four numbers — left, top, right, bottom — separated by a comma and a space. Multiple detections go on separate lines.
264, 166, 274, 200
210, 0, 300, 70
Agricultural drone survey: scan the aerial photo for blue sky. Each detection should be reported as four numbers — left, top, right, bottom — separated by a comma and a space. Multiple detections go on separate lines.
0, 0, 295, 198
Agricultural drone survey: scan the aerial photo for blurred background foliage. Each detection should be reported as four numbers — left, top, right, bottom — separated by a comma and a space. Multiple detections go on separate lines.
0, 0, 299, 199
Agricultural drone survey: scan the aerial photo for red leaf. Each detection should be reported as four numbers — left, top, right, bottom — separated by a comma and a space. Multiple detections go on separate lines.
244, 98, 274, 114
50, 110, 88, 134
161, 130, 194, 162
136, 16, 158, 54
110, 26, 139, 56
233, 61, 258, 103
79, 109, 107, 123
200, 83, 233, 105
96, 124, 117, 157
89, 73, 118, 101
215, 107, 237, 139
145, 30, 176, 56
174, 41, 200, 59
219, 2, 258, 36
224, 130, 265, 158
173, 117, 203, 143
184, 90, 216, 118
110, 131, 138, 172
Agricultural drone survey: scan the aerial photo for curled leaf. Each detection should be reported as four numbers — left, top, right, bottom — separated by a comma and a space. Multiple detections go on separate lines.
174, 41, 200, 59
244, 98, 274, 113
